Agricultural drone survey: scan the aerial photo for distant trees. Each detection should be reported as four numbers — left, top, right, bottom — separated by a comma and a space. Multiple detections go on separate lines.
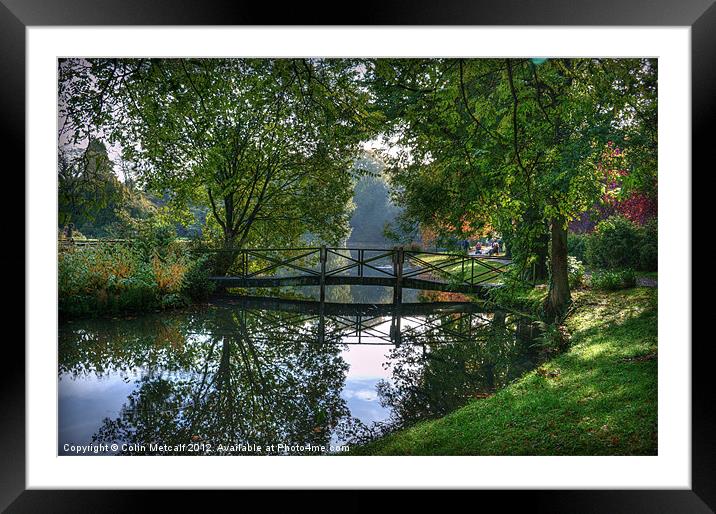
58, 139, 158, 238
348, 152, 402, 246
58, 139, 126, 235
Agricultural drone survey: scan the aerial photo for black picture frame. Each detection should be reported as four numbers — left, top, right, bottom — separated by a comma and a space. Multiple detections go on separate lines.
3, 0, 709, 511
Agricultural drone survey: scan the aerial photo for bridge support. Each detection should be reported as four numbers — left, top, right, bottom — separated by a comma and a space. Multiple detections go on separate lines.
390, 311, 402, 346
391, 246, 404, 345
319, 245, 327, 303
392, 246, 404, 305
318, 302, 325, 345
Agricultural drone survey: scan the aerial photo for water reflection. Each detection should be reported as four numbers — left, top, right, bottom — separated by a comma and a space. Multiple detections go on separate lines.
59, 295, 541, 455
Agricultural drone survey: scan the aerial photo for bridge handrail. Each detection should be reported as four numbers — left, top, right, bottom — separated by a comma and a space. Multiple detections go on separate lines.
198, 246, 510, 258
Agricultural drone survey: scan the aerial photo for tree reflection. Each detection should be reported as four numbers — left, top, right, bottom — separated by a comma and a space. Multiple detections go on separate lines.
337, 311, 541, 444
61, 307, 349, 454
60, 300, 544, 454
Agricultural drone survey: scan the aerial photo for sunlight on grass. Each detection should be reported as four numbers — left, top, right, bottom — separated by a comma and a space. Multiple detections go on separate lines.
352, 287, 658, 456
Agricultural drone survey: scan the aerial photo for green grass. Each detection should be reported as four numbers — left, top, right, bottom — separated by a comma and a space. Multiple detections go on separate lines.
351, 287, 658, 455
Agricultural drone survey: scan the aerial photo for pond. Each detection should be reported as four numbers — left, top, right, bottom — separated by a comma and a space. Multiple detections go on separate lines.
58, 285, 543, 456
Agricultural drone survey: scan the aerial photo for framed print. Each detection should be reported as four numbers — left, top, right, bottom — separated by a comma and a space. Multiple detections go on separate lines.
3, 0, 711, 510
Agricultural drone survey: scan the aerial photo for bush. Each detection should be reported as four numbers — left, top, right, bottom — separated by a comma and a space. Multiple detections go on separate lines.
487, 279, 546, 316
585, 216, 641, 270
181, 254, 216, 302
590, 268, 637, 291
567, 233, 589, 262
638, 218, 658, 272
532, 322, 571, 354
567, 256, 585, 289
58, 242, 213, 317
58, 244, 154, 316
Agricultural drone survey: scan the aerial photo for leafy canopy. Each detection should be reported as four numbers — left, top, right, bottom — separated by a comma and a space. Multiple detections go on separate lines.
59, 58, 379, 248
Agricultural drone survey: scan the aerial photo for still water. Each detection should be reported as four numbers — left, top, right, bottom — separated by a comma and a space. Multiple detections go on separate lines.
58, 286, 542, 455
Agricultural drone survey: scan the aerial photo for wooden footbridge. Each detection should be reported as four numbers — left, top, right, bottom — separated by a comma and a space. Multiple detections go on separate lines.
206, 246, 512, 301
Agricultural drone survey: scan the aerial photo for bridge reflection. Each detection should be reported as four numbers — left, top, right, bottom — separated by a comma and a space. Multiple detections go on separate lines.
59, 291, 541, 455
210, 294, 508, 346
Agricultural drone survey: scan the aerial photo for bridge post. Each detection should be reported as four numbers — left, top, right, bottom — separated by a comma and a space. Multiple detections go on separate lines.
318, 302, 325, 345
392, 246, 404, 305
319, 245, 327, 303
391, 247, 404, 346
390, 312, 402, 346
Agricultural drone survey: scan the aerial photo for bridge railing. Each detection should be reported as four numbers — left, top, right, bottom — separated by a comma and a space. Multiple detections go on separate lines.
201, 246, 512, 289
403, 249, 512, 286
324, 247, 397, 278
202, 247, 323, 278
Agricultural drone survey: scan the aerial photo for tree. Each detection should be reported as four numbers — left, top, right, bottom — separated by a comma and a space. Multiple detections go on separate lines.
367, 58, 656, 320
58, 139, 125, 233
59, 58, 376, 260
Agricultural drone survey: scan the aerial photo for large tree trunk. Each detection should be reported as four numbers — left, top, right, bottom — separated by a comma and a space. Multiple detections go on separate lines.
211, 229, 237, 276
544, 216, 571, 322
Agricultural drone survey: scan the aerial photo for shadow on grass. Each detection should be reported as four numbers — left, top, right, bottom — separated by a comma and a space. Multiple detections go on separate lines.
352, 289, 658, 456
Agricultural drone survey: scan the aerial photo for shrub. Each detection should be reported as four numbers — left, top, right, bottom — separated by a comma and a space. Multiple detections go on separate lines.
181, 254, 216, 302
567, 256, 585, 289
590, 268, 637, 291
58, 242, 214, 317
531, 322, 571, 354
487, 278, 546, 316
638, 218, 658, 272
585, 216, 641, 269
152, 253, 188, 294
567, 233, 589, 262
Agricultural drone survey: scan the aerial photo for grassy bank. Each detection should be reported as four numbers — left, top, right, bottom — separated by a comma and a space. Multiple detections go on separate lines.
352, 286, 658, 455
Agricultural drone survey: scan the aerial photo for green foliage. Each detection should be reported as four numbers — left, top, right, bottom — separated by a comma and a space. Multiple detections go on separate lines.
59, 244, 155, 316
567, 232, 589, 262
369, 58, 656, 317
638, 218, 658, 272
58, 141, 127, 233
60, 58, 378, 251
58, 139, 162, 238
181, 254, 216, 302
487, 280, 547, 317
128, 212, 180, 259
585, 216, 641, 269
58, 241, 213, 317
590, 268, 636, 291
531, 322, 571, 354
567, 256, 585, 289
